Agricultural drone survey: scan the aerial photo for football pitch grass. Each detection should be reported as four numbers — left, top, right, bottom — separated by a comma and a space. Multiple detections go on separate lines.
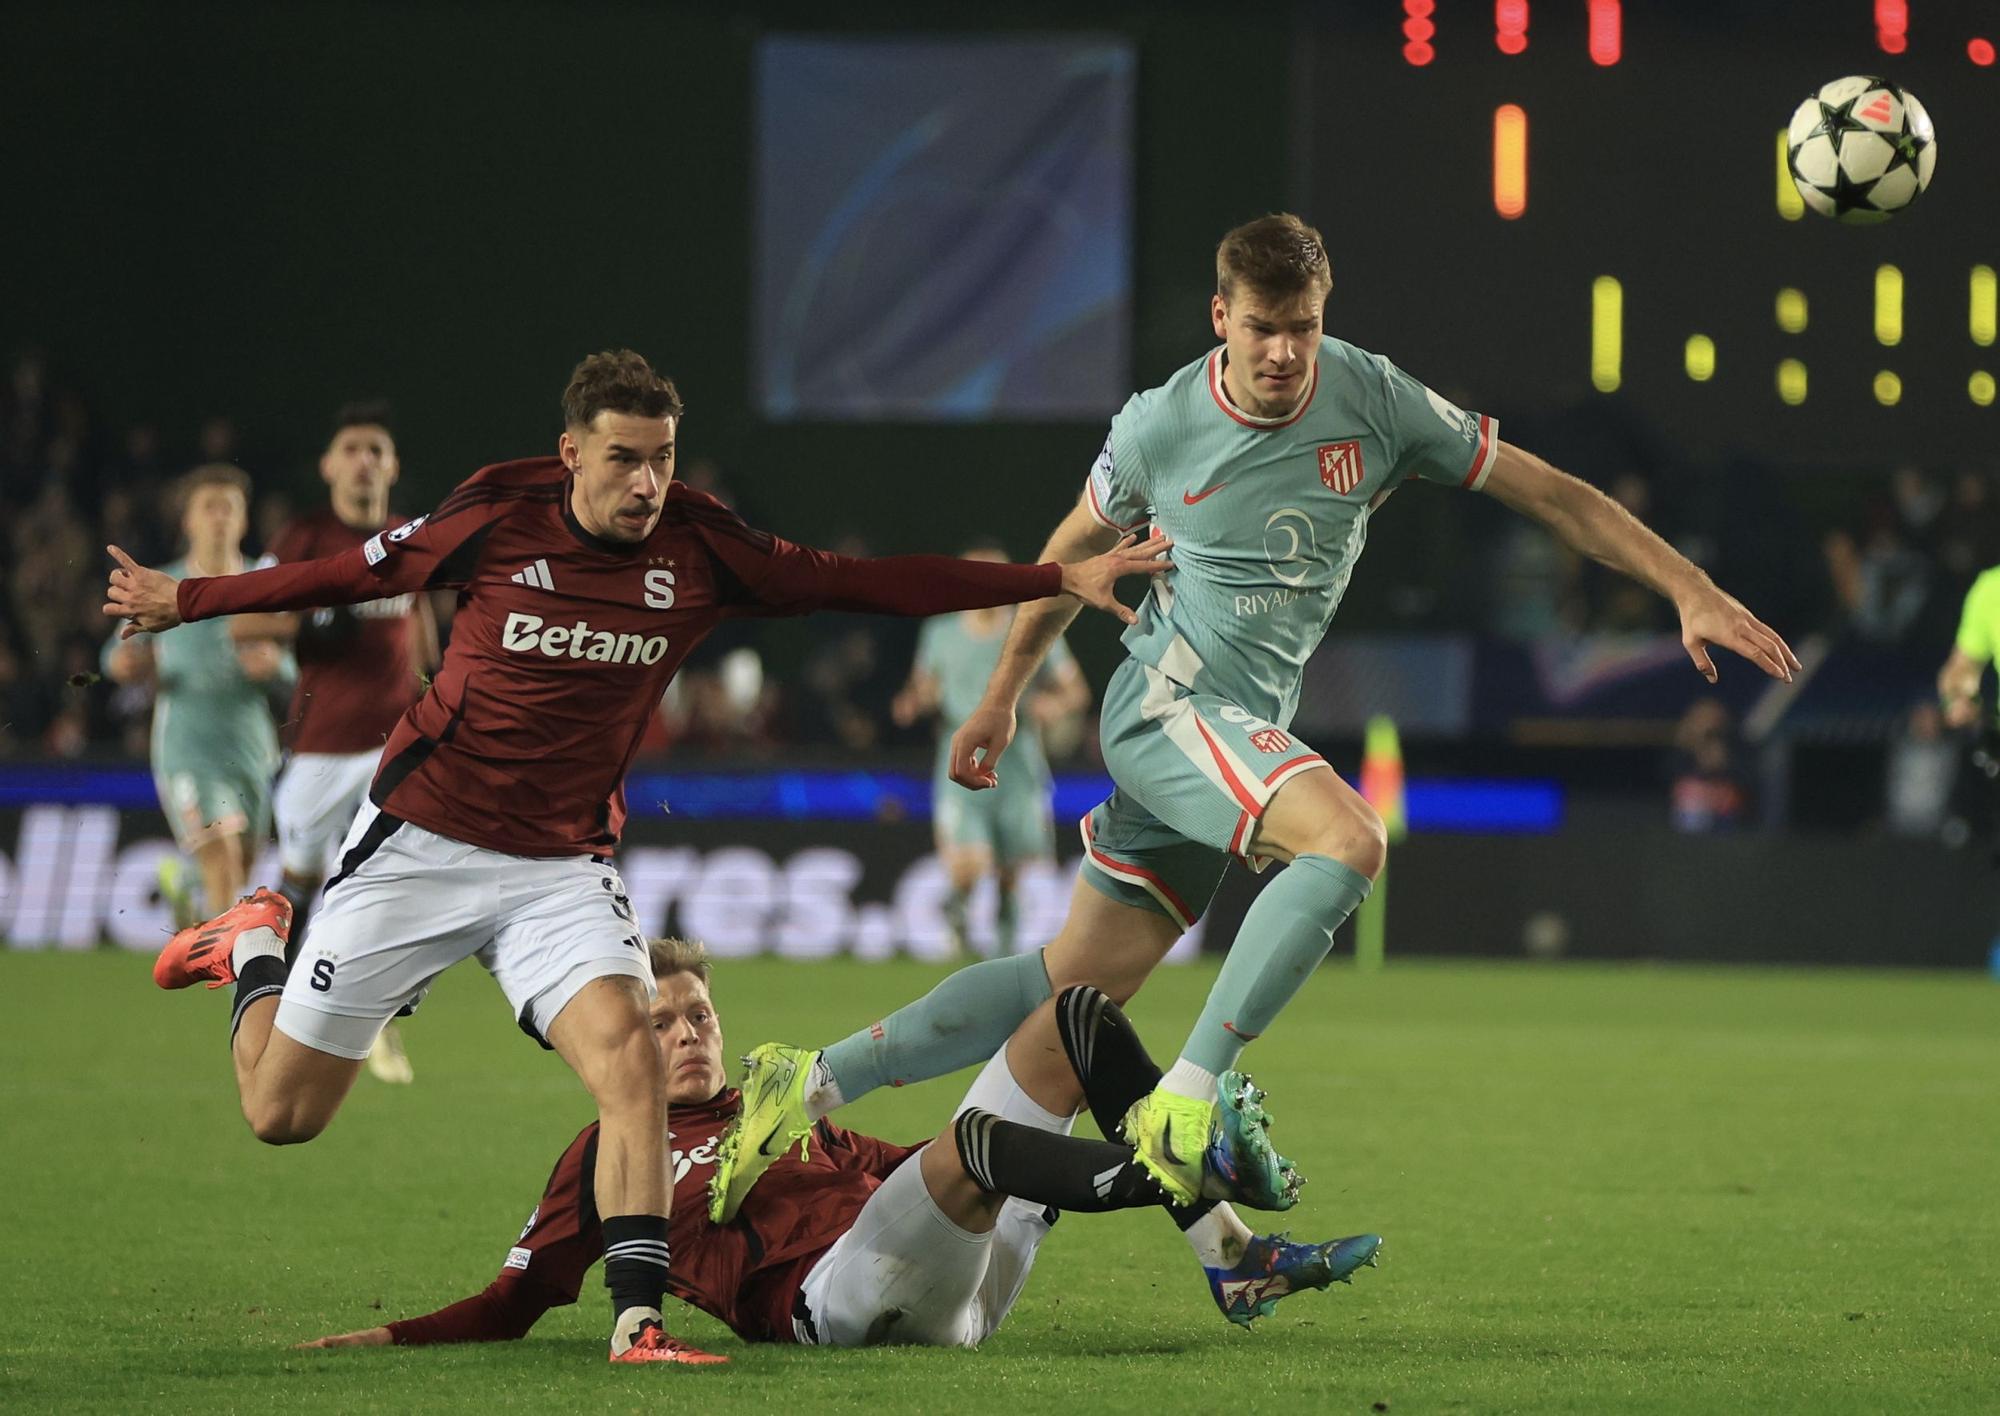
2, 952, 1996, 1414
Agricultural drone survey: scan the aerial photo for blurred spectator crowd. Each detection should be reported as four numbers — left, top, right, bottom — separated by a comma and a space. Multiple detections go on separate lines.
5, 348, 1997, 835
0, 349, 984, 767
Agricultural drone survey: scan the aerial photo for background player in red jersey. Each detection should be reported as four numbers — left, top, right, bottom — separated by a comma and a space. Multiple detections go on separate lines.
104, 349, 1173, 1365
297, 938, 1375, 1352
226, 402, 439, 1084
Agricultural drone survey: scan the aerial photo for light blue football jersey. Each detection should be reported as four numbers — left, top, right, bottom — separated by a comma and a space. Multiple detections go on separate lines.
101, 557, 293, 777
1084, 338, 1496, 726
917, 610, 1076, 786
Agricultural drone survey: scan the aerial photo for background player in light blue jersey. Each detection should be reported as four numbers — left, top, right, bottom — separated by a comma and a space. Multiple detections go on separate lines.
717, 213, 1799, 1227
892, 543, 1090, 956
104, 464, 295, 922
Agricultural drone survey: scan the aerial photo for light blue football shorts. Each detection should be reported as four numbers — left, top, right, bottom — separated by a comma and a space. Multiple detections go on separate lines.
1078, 657, 1330, 930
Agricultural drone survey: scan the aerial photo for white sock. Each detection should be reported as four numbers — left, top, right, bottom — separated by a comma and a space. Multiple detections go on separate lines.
803, 1054, 845, 1123
1159, 1057, 1219, 1104
230, 925, 285, 977
1184, 1204, 1253, 1269
610, 1305, 662, 1353
953, 1047, 1076, 1135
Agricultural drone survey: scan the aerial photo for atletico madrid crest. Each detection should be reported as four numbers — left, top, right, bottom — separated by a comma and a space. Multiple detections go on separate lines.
1318, 441, 1363, 495
1249, 727, 1292, 754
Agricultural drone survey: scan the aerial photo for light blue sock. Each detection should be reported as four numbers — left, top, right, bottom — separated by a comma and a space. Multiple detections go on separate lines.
822, 950, 1052, 1102
1179, 854, 1371, 1077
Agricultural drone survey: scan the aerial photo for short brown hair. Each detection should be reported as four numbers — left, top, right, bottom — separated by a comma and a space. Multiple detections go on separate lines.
1215, 213, 1331, 303
561, 349, 685, 430
172, 462, 251, 518
646, 936, 712, 985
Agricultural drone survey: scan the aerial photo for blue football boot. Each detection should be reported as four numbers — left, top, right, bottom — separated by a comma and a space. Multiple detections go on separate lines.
1205, 1232, 1383, 1328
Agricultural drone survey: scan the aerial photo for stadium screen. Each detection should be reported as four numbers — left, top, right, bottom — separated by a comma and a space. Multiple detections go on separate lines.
755, 35, 1135, 421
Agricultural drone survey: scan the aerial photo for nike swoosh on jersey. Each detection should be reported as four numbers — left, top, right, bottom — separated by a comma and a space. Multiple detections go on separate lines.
1182, 484, 1229, 505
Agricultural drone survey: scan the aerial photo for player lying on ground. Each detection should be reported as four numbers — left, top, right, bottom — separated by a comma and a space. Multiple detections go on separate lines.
104, 350, 1175, 1365
299, 938, 1378, 1354
712, 213, 1803, 1223
223, 401, 438, 1085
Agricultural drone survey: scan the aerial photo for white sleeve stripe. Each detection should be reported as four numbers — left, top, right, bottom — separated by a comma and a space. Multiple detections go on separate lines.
1462, 416, 1500, 491
1083, 475, 1123, 531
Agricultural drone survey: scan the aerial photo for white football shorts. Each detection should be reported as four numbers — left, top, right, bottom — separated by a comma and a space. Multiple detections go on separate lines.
792, 1150, 1055, 1349
273, 803, 655, 1061
273, 750, 379, 879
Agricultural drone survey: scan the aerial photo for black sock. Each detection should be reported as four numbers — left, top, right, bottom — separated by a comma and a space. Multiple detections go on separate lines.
1055, 984, 1221, 1233
953, 1108, 1168, 1212
601, 1214, 670, 1319
277, 880, 317, 968
229, 954, 289, 1045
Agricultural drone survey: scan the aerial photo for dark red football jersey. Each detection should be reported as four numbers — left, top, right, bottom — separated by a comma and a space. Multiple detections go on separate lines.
267, 508, 424, 755
178, 457, 1062, 857
382, 1090, 921, 1346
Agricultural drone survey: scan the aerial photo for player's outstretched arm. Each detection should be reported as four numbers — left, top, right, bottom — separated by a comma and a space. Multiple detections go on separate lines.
1479, 442, 1801, 684
104, 542, 410, 637
951, 497, 1126, 789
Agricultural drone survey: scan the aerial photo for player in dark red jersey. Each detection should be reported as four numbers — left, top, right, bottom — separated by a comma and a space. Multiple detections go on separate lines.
226, 402, 438, 1084
104, 349, 1174, 1365
296, 938, 1378, 1353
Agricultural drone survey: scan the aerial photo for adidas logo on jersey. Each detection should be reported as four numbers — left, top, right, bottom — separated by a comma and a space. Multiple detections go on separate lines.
510, 558, 555, 590
501, 611, 669, 666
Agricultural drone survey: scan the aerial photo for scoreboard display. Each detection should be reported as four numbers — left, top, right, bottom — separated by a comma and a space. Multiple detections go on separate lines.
1295, 1, 1999, 469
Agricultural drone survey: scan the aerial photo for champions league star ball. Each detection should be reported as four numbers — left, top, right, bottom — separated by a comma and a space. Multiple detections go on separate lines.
1786, 76, 1937, 223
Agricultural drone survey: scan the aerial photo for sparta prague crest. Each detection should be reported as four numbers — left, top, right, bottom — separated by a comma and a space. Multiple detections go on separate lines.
1318, 441, 1363, 495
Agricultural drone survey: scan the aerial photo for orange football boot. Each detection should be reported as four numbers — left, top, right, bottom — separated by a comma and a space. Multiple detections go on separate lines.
153, 887, 293, 990
608, 1321, 728, 1366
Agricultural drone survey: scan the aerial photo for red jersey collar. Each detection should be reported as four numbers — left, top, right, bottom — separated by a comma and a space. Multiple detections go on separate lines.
1207, 348, 1319, 429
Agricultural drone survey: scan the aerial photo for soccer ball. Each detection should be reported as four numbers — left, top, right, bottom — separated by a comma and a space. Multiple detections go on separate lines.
1786, 76, 1937, 223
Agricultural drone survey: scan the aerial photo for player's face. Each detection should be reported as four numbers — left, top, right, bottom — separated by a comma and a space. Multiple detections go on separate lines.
560, 411, 676, 544
320, 424, 398, 506
651, 971, 725, 1104
1211, 287, 1325, 417
182, 484, 247, 555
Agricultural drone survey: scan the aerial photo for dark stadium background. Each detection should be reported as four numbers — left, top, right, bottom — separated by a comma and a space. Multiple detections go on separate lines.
4, 0, 2000, 965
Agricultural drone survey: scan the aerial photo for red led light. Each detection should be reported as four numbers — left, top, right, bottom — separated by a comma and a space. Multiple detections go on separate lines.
1587, 0, 1621, 65
1402, 0, 1435, 65
1971, 37, 1996, 64
1496, 0, 1529, 55
1875, 0, 1908, 55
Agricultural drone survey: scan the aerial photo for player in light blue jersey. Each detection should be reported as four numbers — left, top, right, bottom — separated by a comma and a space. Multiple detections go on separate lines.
717, 215, 1799, 1240
892, 543, 1090, 956
103, 464, 295, 923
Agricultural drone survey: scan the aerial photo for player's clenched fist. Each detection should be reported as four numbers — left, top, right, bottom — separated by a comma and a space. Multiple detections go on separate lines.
1057, 531, 1173, 626
949, 702, 1016, 791
102, 545, 184, 639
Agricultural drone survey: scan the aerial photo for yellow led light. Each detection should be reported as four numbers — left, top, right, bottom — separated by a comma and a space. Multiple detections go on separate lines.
1685, 334, 1715, 382
1973, 265, 1997, 347
1591, 276, 1622, 393
1875, 265, 1903, 347
1776, 129, 1803, 220
1973, 371, 1997, 407
1777, 359, 1808, 405
1873, 370, 1902, 406
1776, 288, 1808, 334
1493, 105, 1528, 219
